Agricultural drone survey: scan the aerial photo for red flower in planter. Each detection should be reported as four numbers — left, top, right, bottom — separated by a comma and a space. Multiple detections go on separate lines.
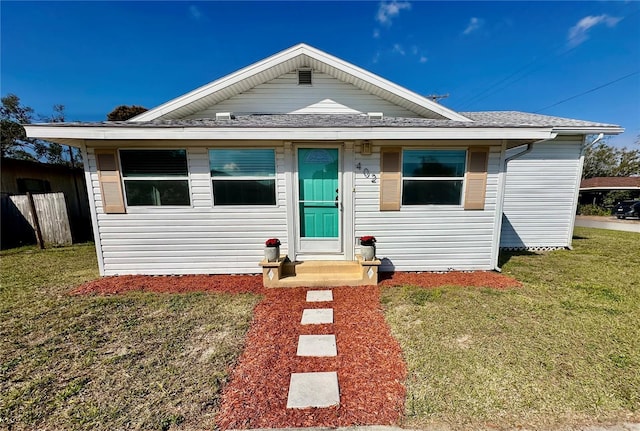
360, 236, 376, 246
265, 238, 281, 247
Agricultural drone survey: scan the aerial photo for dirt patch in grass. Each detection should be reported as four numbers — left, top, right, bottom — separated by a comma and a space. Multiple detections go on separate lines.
71, 274, 265, 295
379, 270, 521, 289
215, 285, 407, 429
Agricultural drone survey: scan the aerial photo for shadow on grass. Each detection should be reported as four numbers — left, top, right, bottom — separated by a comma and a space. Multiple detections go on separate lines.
572, 235, 588, 240
498, 249, 538, 267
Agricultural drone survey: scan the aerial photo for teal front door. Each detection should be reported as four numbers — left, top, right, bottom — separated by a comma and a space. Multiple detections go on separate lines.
297, 147, 342, 254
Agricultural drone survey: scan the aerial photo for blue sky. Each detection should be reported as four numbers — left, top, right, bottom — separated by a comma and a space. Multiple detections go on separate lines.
2, 1, 639, 147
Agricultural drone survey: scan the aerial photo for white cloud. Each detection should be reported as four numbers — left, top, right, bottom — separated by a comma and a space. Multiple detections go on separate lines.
567, 14, 621, 47
463, 17, 483, 35
376, 1, 411, 26
373, 28, 380, 39
419, 56, 428, 63
188, 5, 205, 21
372, 51, 381, 64
392, 43, 406, 55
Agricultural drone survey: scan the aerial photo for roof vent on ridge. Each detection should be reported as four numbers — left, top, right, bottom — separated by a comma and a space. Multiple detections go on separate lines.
367, 112, 384, 120
298, 69, 312, 85
215, 112, 232, 120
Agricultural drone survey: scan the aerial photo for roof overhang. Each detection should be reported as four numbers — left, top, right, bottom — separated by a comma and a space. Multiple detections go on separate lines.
552, 126, 625, 135
24, 124, 558, 147
130, 43, 471, 122
580, 186, 640, 191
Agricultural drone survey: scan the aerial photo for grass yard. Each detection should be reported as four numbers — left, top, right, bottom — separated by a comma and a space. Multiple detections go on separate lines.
383, 226, 640, 430
0, 244, 260, 430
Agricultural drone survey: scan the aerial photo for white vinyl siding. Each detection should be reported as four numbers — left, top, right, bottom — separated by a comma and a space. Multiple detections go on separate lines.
500, 137, 583, 249
87, 145, 287, 275
354, 142, 501, 271
186, 71, 419, 118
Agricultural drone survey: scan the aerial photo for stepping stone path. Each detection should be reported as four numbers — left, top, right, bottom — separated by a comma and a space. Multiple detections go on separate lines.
286, 289, 340, 409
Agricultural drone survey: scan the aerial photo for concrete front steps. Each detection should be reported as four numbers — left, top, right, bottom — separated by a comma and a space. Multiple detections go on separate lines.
260, 257, 381, 288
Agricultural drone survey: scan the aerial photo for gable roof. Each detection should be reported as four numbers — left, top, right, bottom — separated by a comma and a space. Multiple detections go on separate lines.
130, 43, 471, 123
580, 176, 640, 190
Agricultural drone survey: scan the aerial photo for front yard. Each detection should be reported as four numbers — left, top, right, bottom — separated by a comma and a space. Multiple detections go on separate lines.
1, 227, 638, 430
383, 226, 639, 429
0, 244, 260, 430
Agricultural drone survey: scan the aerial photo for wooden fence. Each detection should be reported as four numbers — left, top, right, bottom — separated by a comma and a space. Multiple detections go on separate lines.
1, 192, 72, 248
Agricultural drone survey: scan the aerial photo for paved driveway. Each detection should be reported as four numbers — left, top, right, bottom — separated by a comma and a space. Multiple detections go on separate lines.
575, 215, 640, 233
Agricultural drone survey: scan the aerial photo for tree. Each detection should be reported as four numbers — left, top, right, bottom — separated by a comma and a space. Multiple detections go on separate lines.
107, 105, 148, 121
1, 93, 36, 159
583, 140, 640, 179
1, 93, 81, 166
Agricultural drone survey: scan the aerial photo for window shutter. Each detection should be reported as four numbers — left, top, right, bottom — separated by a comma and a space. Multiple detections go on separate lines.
380, 147, 401, 211
95, 149, 126, 214
464, 147, 489, 210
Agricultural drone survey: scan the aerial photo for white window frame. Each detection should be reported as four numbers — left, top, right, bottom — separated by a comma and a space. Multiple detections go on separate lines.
118, 148, 192, 208
208, 148, 277, 207
401, 148, 467, 206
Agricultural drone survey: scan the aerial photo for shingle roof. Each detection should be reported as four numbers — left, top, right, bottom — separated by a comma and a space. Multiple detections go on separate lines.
580, 177, 640, 190
39, 111, 620, 129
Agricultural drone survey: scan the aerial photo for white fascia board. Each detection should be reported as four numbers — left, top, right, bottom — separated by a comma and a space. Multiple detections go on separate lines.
300, 45, 471, 122
25, 125, 555, 141
131, 43, 471, 123
131, 46, 305, 122
553, 126, 624, 135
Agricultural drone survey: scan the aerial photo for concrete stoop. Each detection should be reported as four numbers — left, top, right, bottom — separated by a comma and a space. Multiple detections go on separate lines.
260, 257, 381, 288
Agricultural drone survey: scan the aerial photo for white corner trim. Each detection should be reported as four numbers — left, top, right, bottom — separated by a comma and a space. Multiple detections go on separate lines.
80, 142, 106, 276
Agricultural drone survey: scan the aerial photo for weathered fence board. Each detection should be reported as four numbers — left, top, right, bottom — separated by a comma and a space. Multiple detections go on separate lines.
8, 192, 72, 247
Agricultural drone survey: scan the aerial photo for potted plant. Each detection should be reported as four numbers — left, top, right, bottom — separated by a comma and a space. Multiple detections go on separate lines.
264, 238, 281, 262
360, 235, 376, 261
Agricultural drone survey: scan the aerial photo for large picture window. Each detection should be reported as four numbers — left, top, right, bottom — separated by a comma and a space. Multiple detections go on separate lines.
402, 149, 466, 205
120, 149, 190, 206
209, 149, 276, 205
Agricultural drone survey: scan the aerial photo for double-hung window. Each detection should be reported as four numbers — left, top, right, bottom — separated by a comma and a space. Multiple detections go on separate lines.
209, 149, 276, 205
120, 149, 190, 206
402, 149, 466, 205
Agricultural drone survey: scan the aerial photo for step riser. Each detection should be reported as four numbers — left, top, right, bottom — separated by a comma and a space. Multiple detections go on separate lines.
283, 262, 361, 277
260, 257, 381, 288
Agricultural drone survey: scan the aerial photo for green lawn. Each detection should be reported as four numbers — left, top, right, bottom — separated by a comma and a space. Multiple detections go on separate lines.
2, 228, 639, 430
383, 227, 640, 430
0, 244, 260, 430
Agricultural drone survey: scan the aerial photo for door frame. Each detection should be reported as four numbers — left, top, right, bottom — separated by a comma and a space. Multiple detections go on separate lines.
285, 141, 354, 261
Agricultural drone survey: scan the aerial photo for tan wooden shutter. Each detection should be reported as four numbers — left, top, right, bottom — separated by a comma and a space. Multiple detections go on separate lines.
95, 149, 126, 214
380, 147, 402, 211
464, 147, 489, 210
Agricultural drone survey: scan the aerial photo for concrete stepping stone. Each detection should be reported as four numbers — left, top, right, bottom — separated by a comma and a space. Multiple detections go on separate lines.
297, 334, 337, 357
286, 371, 340, 409
301, 308, 333, 324
306, 290, 333, 302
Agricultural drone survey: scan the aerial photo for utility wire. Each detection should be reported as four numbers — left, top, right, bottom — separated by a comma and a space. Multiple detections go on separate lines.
460, 46, 580, 109
533, 70, 640, 113
458, 7, 640, 110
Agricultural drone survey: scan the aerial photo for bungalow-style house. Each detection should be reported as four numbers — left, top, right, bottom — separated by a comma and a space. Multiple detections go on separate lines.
24, 44, 623, 278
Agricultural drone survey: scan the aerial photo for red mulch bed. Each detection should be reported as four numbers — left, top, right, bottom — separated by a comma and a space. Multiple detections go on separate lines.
215, 285, 407, 429
70, 274, 265, 295
70, 271, 520, 296
379, 270, 521, 289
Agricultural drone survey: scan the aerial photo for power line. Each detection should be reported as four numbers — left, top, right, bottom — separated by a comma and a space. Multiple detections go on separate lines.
458, 45, 579, 110
534, 70, 640, 113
